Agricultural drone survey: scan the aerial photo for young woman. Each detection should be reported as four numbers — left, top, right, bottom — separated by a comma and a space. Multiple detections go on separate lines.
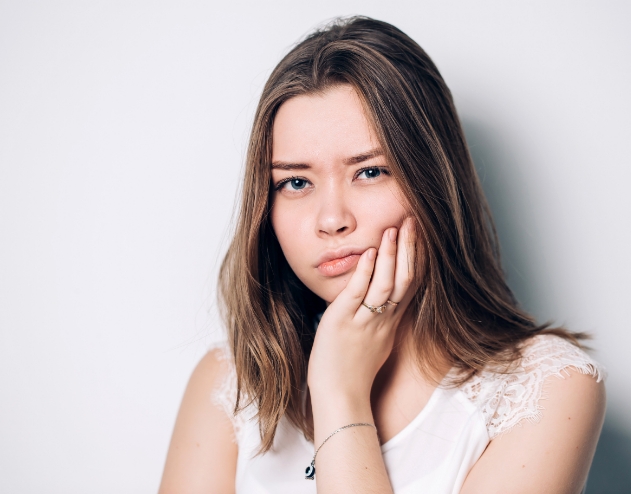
159, 17, 605, 494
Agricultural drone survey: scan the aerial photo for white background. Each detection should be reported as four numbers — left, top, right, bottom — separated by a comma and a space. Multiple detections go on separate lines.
1, 1, 629, 492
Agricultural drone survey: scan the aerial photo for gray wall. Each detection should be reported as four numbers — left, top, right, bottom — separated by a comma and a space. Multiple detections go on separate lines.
1, 1, 629, 492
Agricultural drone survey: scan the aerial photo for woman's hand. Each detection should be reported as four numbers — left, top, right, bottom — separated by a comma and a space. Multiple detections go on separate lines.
307, 217, 416, 405
306, 218, 415, 493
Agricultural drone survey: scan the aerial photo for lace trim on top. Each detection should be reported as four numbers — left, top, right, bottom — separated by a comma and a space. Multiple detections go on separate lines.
209, 342, 250, 443
210, 334, 606, 443
459, 334, 606, 439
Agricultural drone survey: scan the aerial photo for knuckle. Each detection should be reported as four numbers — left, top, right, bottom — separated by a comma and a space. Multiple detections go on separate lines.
380, 282, 394, 294
351, 290, 365, 301
348, 284, 367, 300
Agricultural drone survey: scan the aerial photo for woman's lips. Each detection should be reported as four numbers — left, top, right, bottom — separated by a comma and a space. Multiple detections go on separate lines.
317, 254, 361, 277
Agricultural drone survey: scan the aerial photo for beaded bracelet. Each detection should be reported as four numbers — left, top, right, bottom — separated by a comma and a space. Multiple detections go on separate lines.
304, 422, 377, 480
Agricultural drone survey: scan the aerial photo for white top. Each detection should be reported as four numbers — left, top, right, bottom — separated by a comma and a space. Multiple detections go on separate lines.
212, 334, 605, 494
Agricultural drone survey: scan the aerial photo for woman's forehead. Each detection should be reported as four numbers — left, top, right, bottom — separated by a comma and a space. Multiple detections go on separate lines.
271, 85, 380, 166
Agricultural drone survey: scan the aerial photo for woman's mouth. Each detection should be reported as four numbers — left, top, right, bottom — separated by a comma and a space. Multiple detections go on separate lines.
317, 254, 361, 277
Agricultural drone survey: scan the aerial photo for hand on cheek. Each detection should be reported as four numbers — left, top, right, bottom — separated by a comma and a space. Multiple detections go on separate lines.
307, 217, 417, 403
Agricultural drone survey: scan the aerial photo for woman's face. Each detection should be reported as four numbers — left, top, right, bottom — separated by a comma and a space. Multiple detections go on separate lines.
270, 85, 410, 303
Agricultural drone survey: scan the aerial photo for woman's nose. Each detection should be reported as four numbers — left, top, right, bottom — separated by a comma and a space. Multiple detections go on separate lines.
315, 188, 357, 237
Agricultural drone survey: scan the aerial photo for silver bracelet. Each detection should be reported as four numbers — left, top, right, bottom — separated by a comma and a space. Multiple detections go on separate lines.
304, 422, 377, 480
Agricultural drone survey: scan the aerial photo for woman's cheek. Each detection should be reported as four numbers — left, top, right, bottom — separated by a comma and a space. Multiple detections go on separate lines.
355, 192, 408, 238
272, 207, 311, 275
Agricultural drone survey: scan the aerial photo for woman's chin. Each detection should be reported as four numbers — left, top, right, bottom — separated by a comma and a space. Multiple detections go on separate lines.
309, 276, 352, 305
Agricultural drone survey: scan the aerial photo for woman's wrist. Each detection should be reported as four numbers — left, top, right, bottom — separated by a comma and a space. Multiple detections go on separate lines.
308, 373, 374, 403
310, 391, 375, 444
309, 385, 372, 414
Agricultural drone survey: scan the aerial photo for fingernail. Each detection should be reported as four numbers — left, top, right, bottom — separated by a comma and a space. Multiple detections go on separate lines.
367, 248, 376, 260
389, 228, 398, 243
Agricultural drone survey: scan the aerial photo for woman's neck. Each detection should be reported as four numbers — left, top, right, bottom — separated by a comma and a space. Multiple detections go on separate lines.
367, 314, 451, 443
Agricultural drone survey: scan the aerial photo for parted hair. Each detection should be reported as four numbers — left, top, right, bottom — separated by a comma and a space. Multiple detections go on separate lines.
218, 16, 583, 453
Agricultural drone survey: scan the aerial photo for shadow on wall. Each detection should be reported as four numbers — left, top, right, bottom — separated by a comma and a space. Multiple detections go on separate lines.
586, 417, 631, 494
462, 120, 631, 494
461, 119, 540, 318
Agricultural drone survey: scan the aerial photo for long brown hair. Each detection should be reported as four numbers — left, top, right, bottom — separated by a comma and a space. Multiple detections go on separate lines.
218, 16, 583, 453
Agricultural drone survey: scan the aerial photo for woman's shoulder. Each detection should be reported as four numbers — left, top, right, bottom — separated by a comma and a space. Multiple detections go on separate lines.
204, 341, 252, 441
517, 333, 606, 378
204, 340, 234, 383
458, 333, 606, 439
159, 343, 238, 493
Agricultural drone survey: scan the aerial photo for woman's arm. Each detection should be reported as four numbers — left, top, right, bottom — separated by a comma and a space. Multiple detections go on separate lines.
309, 391, 390, 494
308, 221, 415, 493
461, 369, 606, 494
159, 349, 238, 494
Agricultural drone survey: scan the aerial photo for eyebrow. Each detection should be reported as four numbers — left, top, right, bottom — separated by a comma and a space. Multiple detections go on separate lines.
270, 162, 311, 171
343, 148, 384, 165
271, 148, 384, 170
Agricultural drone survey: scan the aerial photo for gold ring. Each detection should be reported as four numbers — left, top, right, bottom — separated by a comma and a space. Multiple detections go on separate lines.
361, 302, 387, 314
386, 300, 399, 306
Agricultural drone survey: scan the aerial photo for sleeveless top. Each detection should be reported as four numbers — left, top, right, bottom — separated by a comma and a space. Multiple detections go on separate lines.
211, 334, 605, 494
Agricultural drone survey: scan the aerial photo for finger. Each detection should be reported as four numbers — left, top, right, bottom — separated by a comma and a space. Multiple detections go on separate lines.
333, 247, 377, 314
362, 227, 397, 308
389, 217, 416, 304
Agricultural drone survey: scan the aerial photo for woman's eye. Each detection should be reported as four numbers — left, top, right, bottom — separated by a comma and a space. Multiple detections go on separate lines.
279, 178, 309, 191
357, 168, 382, 179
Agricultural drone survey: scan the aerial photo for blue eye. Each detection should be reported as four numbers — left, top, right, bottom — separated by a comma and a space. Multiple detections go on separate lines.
288, 178, 307, 190
274, 176, 311, 193
357, 168, 382, 179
